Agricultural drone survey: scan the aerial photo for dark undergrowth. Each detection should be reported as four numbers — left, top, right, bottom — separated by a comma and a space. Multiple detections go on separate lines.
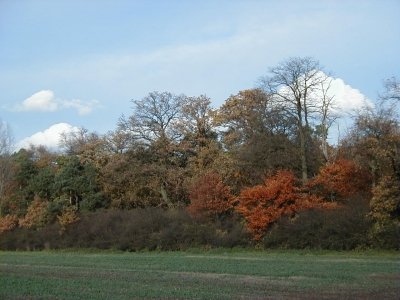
1, 205, 398, 251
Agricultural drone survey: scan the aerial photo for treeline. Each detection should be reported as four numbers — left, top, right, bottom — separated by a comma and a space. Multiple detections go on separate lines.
0, 57, 399, 250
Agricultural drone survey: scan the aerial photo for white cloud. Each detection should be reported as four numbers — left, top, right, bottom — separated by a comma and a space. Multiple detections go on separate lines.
16, 90, 58, 112
16, 123, 80, 151
322, 75, 373, 143
328, 77, 372, 113
276, 72, 372, 114
15, 90, 100, 115
274, 72, 372, 143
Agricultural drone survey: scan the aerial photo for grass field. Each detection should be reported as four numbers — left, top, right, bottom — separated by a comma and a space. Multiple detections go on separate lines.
0, 250, 399, 299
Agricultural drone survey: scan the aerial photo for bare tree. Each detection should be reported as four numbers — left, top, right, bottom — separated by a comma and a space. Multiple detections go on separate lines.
0, 120, 14, 214
179, 95, 216, 148
381, 76, 400, 104
59, 127, 108, 168
117, 91, 187, 208
0, 120, 13, 156
261, 57, 332, 183
59, 127, 89, 155
316, 77, 338, 162
104, 129, 135, 154
118, 91, 187, 146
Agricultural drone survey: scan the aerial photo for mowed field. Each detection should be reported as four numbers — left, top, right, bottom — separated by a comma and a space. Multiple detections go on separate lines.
0, 250, 399, 299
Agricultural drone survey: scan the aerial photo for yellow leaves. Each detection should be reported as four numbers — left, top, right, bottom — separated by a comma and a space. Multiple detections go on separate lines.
19, 197, 49, 229
0, 214, 19, 234
1, 198, 80, 234
370, 175, 400, 226
57, 206, 80, 233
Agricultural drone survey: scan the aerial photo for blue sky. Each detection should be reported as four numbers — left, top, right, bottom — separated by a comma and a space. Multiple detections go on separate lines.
1, 0, 399, 150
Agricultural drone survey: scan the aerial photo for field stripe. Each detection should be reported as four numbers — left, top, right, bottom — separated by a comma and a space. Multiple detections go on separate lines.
0, 262, 307, 284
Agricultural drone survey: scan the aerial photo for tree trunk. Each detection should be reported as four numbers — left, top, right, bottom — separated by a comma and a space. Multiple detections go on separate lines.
299, 127, 308, 184
320, 122, 329, 162
160, 184, 174, 208
297, 98, 308, 185
75, 194, 80, 210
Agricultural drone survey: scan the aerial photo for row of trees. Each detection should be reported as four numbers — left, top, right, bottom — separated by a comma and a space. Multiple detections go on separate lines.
0, 57, 399, 249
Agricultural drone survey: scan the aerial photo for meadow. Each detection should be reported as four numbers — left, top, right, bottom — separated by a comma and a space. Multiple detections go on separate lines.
0, 250, 399, 299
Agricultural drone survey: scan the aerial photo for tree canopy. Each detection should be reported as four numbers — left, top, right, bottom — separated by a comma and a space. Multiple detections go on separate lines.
1, 58, 398, 250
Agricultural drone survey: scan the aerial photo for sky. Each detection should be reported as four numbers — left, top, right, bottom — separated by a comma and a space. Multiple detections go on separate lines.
0, 0, 399, 150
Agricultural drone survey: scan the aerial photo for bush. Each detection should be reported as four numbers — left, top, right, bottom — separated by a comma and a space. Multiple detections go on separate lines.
0, 223, 61, 251
263, 198, 372, 250
0, 208, 250, 251
369, 223, 400, 250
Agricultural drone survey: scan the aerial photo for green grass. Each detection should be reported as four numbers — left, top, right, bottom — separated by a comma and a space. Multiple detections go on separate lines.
1, 250, 399, 299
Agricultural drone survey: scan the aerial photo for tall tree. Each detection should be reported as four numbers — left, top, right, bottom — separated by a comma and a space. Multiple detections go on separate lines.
179, 95, 217, 149
117, 92, 189, 208
178, 95, 223, 184
0, 120, 14, 214
261, 57, 331, 183
215, 89, 299, 187
339, 80, 400, 246
342, 101, 400, 185
216, 89, 291, 148
1, 149, 38, 216
119, 91, 186, 146
104, 129, 135, 154
0, 119, 13, 156
315, 78, 338, 162
380, 76, 400, 104
53, 156, 107, 211
60, 128, 108, 167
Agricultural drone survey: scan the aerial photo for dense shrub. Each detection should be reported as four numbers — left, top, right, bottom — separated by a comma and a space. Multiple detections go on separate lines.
263, 198, 373, 250
369, 223, 400, 250
0, 223, 61, 251
0, 208, 249, 251
2, 204, 395, 251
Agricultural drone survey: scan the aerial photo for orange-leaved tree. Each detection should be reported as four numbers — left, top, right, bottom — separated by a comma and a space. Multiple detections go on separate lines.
0, 214, 19, 234
309, 159, 371, 201
187, 172, 233, 219
236, 170, 333, 240
19, 197, 49, 229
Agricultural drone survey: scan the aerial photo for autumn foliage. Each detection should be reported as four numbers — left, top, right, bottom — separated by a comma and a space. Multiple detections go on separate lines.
370, 175, 400, 227
236, 170, 334, 240
1, 71, 398, 250
187, 172, 233, 219
57, 206, 80, 233
310, 159, 370, 201
19, 197, 49, 229
0, 214, 19, 234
